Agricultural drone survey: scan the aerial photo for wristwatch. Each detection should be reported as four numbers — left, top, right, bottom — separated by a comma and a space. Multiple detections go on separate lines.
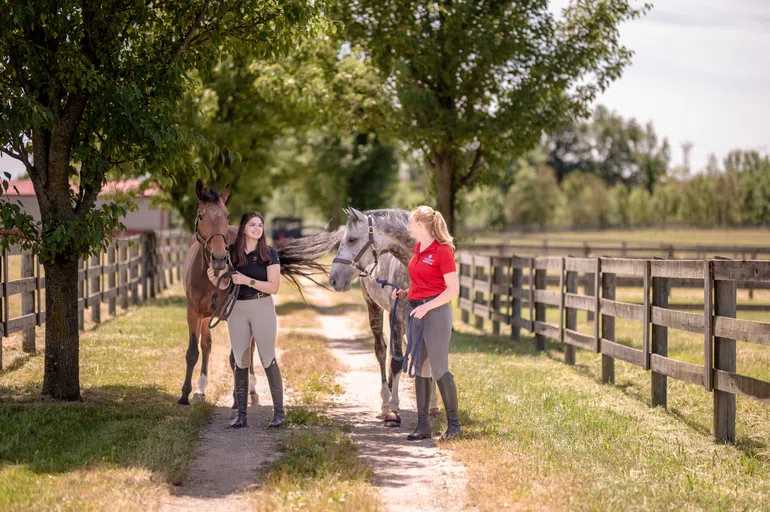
249, 279, 256, 288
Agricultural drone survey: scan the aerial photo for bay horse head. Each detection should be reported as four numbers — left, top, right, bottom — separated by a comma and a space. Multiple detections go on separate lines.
194, 179, 231, 272
330, 206, 381, 292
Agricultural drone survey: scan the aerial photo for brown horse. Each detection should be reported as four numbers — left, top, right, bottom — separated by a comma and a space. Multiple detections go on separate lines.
178, 180, 340, 406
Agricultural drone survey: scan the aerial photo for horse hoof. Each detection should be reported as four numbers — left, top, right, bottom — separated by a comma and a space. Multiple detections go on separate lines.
177, 396, 190, 406
384, 411, 401, 427
429, 408, 441, 419
192, 393, 206, 404
250, 392, 259, 406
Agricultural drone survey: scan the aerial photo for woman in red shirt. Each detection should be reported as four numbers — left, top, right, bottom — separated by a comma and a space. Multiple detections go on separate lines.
392, 205, 462, 441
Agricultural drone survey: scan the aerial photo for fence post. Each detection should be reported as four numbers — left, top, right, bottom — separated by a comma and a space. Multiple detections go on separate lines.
535, 262, 546, 352
565, 264, 578, 365
474, 257, 485, 330
90, 253, 101, 324
601, 268, 616, 384
120, 242, 129, 310
511, 265, 523, 341
131, 240, 139, 306
141, 234, 149, 302
108, 242, 117, 316
749, 251, 757, 299
21, 252, 36, 353
651, 270, 669, 408
713, 259, 737, 443
0, 252, 4, 369
460, 259, 470, 324
585, 269, 596, 322
78, 259, 85, 330
167, 235, 174, 286
492, 262, 502, 335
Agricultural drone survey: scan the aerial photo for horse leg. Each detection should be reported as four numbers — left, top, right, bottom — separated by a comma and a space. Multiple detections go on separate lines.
194, 318, 212, 402
229, 349, 238, 410
178, 309, 200, 405
429, 380, 441, 418
388, 302, 407, 415
249, 336, 259, 405
363, 288, 390, 419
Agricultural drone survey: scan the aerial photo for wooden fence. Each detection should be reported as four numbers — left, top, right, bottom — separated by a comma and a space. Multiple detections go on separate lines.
463, 240, 770, 299
458, 252, 770, 443
0, 230, 190, 369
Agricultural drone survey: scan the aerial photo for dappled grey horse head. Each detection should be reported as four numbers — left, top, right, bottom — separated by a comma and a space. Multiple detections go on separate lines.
329, 207, 379, 291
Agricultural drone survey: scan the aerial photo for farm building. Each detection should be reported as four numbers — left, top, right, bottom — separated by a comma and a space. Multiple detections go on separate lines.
2, 179, 171, 231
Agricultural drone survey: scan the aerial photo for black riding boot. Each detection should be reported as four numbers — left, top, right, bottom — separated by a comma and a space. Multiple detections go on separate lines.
230, 366, 249, 428
407, 376, 433, 441
265, 359, 285, 428
436, 372, 462, 440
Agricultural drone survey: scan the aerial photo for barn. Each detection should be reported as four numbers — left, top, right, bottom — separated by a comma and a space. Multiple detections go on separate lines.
2, 179, 171, 231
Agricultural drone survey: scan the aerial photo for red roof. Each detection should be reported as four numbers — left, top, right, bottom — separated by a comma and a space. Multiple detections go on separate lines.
4, 179, 158, 198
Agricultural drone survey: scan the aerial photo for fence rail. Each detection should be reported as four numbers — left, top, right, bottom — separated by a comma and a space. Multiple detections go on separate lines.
0, 230, 190, 369
457, 251, 770, 443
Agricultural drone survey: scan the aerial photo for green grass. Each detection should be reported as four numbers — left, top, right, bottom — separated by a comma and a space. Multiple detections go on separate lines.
449, 304, 770, 510
248, 285, 381, 511
468, 227, 770, 248
250, 428, 379, 512
0, 287, 213, 511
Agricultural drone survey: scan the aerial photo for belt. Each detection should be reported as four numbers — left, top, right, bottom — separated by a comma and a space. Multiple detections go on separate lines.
409, 296, 438, 308
238, 291, 271, 301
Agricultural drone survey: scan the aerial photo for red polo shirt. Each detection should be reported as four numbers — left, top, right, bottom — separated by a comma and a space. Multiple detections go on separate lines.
407, 240, 457, 300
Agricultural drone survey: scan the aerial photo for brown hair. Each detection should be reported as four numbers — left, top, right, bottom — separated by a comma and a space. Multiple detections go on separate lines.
411, 205, 455, 251
231, 212, 271, 268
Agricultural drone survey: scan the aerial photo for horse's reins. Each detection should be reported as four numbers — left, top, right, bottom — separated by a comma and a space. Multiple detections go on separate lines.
375, 278, 425, 378
194, 214, 239, 329
332, 215, 379, 278
209, 270, 240, 329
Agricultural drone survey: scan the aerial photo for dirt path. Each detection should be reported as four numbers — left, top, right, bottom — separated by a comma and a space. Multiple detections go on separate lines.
162, 285, 473, 511
316, 292, 475, 512
161, 324, 283, 511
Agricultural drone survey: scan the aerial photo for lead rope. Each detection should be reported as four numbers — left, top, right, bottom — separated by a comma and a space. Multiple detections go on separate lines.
374, 277, 424, 378
209, 270, 240, 329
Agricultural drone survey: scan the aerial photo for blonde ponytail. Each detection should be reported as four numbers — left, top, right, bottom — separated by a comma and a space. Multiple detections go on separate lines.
411, 205, 455, 252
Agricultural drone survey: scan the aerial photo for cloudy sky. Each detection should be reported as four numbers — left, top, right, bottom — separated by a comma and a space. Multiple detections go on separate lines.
2, 0, 768, 177
549, 0, 770, 170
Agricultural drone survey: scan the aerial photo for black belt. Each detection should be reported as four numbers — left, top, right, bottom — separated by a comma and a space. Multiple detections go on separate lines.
409, 296, 438, 308
238, 292, 271, 301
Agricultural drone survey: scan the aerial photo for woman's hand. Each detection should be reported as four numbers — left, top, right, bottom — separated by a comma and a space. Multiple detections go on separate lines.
391, 288, 408, 300
409, 303, 430, 319
230, 272, 252, 286
206, 267, 219, 285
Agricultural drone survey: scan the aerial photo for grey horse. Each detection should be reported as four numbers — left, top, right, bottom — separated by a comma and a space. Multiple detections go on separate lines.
329, 207, 438, 426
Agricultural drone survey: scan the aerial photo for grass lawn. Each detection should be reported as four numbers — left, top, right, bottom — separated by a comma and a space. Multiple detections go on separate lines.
466, 227, 770, 248
0, 288, 212, 511
448, 296, 770, 510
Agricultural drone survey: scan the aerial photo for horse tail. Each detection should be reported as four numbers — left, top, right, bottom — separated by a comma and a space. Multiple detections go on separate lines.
273, 228, 344, 297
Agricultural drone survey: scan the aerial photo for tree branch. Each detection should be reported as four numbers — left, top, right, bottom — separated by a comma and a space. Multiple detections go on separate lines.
458, 144, 483, 188
168, 0, 211, 68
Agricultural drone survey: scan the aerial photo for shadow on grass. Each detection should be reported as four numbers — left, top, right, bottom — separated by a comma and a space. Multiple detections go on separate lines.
451, 329, 563, 357
455, 325, 770, 462
0, 353, 38, 378
0, 384, 209, 484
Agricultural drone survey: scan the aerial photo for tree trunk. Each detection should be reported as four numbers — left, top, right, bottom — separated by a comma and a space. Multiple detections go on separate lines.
434, 151, 456, 234
41, 255, 81, 401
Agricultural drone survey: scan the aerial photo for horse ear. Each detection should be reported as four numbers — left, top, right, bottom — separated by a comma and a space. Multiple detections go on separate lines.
195, 179, 204, 200
349, 207, 366, 222
220, 184, 230, 204
342, 206, 352, 219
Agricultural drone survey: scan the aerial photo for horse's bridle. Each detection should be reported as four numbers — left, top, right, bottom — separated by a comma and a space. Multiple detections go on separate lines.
332, 215, 379, 278
194, 214, 231, 265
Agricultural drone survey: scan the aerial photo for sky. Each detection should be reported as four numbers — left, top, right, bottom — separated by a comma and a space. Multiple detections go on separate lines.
548, 0, 770, 170
2, 0, 768, 177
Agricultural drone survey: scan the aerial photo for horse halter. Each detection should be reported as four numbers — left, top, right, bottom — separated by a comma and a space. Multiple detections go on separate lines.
194, 214, 230, 264
332, 215, 379, 278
